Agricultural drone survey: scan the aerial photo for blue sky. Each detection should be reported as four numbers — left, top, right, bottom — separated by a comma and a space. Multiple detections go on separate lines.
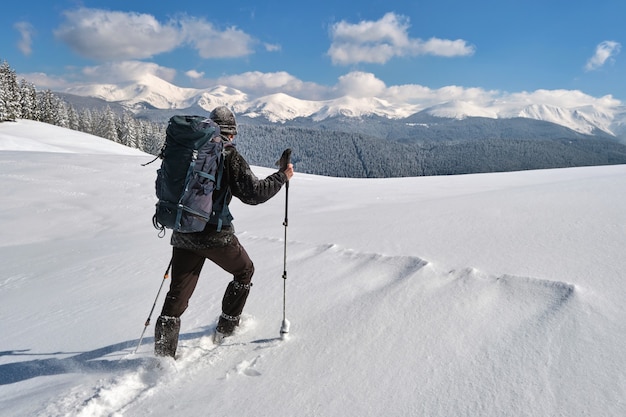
2, 0, 625, 106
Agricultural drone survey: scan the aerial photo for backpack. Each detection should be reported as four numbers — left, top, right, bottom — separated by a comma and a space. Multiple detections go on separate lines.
152, 115, 228, 235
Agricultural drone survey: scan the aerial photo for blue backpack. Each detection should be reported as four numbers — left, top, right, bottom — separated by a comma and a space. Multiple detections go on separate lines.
152, 115, 228, 235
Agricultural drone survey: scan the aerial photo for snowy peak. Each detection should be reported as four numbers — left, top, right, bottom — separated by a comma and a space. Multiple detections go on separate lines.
197, 86, 249, 113
244, 93, 321, 122
62, 75, 626, 138
65, 74, 197, 108
312, 96, 416, 121
515, 104, 603, 135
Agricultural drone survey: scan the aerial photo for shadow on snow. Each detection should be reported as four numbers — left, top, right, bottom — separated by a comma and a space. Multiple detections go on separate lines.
0, 326, 214, 385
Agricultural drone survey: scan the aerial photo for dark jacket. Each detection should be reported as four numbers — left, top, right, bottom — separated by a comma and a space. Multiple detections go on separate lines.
171, 138, 288, 250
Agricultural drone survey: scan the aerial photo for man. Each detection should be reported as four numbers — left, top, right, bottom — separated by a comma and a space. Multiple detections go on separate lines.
155, 106, 294, 358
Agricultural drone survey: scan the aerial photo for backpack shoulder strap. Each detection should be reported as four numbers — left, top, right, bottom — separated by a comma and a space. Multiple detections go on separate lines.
212, 141, 234, 231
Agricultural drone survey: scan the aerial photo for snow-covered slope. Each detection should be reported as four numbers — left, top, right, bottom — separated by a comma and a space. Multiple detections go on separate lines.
66, 73, 203, 109
0, 119, 146, 155
244, 93, 322, 122
312, 95, 416, 120
1, 121, 625, 417
512, 103, 613, 135
196, 85, 249, 113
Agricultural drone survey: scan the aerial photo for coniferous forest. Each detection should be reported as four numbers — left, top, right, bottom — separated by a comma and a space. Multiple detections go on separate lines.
236, 124, 626, 177
3, 60, 626, 178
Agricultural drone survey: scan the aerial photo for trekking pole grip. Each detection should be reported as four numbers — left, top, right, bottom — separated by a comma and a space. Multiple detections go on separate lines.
277, 148, 291, 227
276, 148, 292, 173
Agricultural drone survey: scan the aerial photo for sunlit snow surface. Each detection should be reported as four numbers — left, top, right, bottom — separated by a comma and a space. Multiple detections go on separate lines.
1, 119, 625, 417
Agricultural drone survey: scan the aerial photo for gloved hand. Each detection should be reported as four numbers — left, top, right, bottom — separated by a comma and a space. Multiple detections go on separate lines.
275, 148, 292, 172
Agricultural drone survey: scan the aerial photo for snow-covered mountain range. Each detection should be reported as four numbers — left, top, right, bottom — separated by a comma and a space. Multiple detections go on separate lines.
63, 73, 626, 140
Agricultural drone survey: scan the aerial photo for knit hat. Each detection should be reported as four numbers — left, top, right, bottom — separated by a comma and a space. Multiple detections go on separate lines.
209, 106, 237, 136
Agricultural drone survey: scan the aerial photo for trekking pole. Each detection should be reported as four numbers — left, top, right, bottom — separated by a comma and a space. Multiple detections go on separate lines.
278, 149, 292, 339
132, 258, 172, 354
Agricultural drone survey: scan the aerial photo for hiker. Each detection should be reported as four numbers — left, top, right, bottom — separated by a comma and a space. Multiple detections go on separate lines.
155, 106, 294, 358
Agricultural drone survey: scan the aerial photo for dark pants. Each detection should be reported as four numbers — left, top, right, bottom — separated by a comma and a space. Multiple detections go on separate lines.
160, 235, 254, 319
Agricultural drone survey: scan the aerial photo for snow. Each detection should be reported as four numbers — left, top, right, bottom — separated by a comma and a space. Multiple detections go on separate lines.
425, 100, 499, 119
64, 74, 626, 136
0, 120, 146, 155
1, 119, 625, 417
245, 93, 322, 122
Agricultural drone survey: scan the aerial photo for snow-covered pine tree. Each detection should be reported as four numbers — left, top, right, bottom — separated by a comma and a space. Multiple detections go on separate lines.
118, 112, 138, 148
38, 90, 59, 124
0, 61, 21, 121
67, 104, 80, 131
79, 108, 94, 135
19, 79, 38, 121
96, 106, 119, 142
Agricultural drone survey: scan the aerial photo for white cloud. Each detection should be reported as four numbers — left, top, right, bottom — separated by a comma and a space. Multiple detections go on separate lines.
18, 72, 71, 90
384, 83, 499, 108
416, 38, 478, 57
218, 71, 298, 90
18, 61, 177, 90
53, 8, 257, 61
217, 69, 496, 107
585, 41, 621, 71
504, 89, 620, 110
328, 72, 622, 115
180, 18, 256, 58
79, 61, 177, 83
328, 12, 475, 65
54, 8, 182, 60
186, 69, 205, 79
214, 71, 329, 99
14, 21, 35, 56
336, 72, 387, 98
264, 43, 282, 52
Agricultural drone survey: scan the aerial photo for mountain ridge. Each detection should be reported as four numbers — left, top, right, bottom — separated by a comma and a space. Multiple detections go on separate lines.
61, 75, 626, 141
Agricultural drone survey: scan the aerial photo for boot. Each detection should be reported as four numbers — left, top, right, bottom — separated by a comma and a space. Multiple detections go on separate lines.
213, 313, 240, 344
213, 280, 251, 343
216, 313, 240, 336
154, 315, 181, 358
